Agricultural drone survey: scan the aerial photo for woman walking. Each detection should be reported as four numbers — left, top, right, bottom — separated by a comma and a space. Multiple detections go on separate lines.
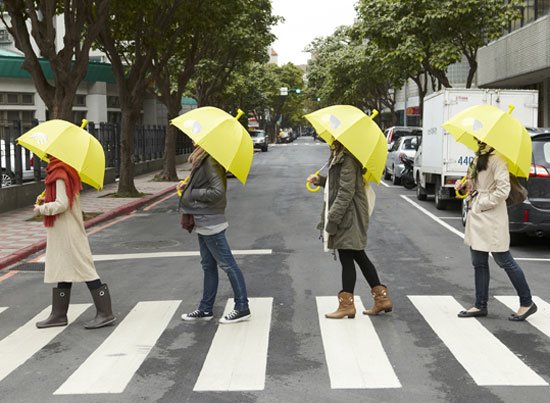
307, 141, 392, 319
34, 156, 115, 329
455, 141, 537, 320
178, 146, 251, 323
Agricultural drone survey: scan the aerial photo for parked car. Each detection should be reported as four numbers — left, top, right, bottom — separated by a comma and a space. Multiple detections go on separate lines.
249, 129, 268, 152
461, 128, 550, 240
384, 126, 422, 150
384, 135, 420, 185
1, 139, 44, 187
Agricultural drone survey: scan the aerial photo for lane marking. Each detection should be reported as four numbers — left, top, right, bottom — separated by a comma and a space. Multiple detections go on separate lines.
515, 258, 550, 262
0, 307, 7, 315
0, 304, 91, 383
496, 296, 550, 337
36, 249, 273, 263
438, 217, 462, 220
0, 270, 19, 283
401, 195, 465, 239
316, 296, 401, 389
379, 181, 390, 188
143, 192, 177, 212
54, 300, 181, 395
193, 298, 273, 391
409, 295, 547, 386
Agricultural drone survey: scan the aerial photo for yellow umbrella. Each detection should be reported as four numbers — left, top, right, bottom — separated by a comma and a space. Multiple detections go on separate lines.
171, 106, 253, 185
442, 104, 532, 178
304, 105, 388, 184
17, 119, 105, 190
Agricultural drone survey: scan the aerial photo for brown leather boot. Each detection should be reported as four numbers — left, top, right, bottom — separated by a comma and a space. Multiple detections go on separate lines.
363, 285, 393, 316
325, 291, 356, 319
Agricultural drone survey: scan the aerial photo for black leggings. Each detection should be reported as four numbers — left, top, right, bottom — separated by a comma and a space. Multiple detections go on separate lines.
58, 279, 102, 290
338, 249, 381, 293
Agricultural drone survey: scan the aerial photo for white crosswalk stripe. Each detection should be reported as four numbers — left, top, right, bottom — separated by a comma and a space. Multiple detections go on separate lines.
1, 295, 550, 394
193, 298, 273, 391
316, 296, 401, 389
54, 300, 181, 395
0, 304, 91, 383
496, 296, 550, 337
409, 295, 548, 386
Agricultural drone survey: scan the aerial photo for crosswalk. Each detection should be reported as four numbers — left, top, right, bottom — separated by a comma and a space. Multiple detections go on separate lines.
0, 295, 549, 395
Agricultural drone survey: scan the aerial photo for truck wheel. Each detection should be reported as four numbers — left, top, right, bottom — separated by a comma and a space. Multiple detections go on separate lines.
416, 181, 427, 201
391, 167, 401, 185
434, 178, 447, 210
383, 167, 391, 180
461, 199, 468, 226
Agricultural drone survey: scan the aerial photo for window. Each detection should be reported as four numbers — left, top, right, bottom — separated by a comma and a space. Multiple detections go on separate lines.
73, 94, 86, 106
21, 94, 34, 105
73, 111, 87, 125
0, 29, 10, 43
0, 92, 35, 105
107, 96, 120, 108
6, 93, 19, 104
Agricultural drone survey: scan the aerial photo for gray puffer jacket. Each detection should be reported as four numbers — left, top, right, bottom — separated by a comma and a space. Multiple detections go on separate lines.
317, 150, 369, 250
179, 155, 227, 215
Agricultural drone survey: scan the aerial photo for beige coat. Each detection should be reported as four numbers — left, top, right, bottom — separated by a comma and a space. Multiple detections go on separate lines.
464, 154, 511, 252
38, 179, 99, 283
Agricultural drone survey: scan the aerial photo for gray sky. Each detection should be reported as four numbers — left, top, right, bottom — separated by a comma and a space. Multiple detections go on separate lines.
270, 0, 357, 66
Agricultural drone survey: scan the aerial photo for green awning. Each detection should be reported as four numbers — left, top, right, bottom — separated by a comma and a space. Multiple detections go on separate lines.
0, 55, 116, 83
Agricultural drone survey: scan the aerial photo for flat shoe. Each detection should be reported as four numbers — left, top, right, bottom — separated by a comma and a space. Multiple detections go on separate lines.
457, 309, 488, 318
509, 303, 537, 322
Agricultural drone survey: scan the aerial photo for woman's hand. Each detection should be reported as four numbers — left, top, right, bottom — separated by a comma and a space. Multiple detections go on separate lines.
33, 204, 41, 214
455, 178, 472, 194
307, 174, 320, 185
176, 181, 187, 192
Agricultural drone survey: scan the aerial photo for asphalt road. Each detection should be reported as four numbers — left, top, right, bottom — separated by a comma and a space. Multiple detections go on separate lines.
1, 137, 549, 403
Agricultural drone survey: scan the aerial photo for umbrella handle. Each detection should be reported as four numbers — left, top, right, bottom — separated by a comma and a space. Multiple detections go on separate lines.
455, 176, 469, 199
306, 171, 321, 193
176, 176, 190, 197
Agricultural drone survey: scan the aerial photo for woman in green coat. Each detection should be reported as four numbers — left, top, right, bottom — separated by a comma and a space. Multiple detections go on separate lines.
308, 141, 393, 319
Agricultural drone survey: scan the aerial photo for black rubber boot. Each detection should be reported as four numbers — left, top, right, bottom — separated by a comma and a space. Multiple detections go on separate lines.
36, 288, 71, 328
84, 284, 116, 329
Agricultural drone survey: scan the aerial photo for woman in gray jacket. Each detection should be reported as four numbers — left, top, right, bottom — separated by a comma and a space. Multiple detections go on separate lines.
178, 146, 250, 323
308, 141, 392, 319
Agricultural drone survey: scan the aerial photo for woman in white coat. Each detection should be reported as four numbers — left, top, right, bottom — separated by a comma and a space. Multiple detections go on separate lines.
34, 156, 115, 329
455, 141, 537, 321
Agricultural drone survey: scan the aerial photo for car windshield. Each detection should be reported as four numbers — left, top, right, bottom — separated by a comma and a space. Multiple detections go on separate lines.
249, 131, 264, 138
402, 138, 417, 150
533, 137, 550, 169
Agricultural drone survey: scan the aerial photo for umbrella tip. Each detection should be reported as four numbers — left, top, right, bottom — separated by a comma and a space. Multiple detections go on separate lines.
507, 104, 515, 115
370, 109, 379, 120
80, 119, 88, 129
235, 109, 245, 120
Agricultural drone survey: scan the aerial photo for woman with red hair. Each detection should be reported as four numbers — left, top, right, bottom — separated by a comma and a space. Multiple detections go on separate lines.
34, 156, 115, 329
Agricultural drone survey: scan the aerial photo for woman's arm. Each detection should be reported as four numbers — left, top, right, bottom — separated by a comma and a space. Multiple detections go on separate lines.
39, 179, 70, 216
190, 158, 225, 203
326, 155, 357, 232
477, 156, 511, 212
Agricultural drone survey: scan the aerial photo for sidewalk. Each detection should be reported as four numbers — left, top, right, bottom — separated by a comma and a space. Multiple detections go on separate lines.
0, 162, 191, 271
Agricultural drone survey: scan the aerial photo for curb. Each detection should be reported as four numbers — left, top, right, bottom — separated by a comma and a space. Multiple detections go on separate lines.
0, 184, 177, 272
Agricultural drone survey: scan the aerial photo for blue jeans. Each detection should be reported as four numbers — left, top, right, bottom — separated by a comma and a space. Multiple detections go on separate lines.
470, 248, 533, 310
197, 230, 249, 312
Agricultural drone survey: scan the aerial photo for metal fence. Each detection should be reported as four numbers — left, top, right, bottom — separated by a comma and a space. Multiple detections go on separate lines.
0, 120, 193, 189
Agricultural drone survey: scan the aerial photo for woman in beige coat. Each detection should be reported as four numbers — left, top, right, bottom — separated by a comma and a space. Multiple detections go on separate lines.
455, 141, 537, 321
34, 157, 115, 329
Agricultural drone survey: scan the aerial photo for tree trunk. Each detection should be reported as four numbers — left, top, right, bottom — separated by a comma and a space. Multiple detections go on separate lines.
157, 99, 182, 181
465, 54, 477, 89
117, 109, 140, 195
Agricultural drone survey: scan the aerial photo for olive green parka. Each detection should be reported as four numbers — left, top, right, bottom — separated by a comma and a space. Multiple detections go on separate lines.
317, 149, 370, 250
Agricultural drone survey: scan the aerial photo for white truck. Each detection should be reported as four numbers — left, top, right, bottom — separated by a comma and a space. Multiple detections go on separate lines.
415, 88, 538, 209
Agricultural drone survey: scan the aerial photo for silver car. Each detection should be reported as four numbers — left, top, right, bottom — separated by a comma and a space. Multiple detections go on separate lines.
384, 135, 420, 185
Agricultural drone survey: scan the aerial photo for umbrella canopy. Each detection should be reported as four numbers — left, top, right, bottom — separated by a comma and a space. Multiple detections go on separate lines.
17, 119, 105, 189
442, 104, 532, 178
171, 107, 253, 185
304, 105, 387, 183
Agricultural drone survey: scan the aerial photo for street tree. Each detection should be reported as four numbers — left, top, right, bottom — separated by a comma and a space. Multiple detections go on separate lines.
0, 0, 108, 120
95, 0, 187, 195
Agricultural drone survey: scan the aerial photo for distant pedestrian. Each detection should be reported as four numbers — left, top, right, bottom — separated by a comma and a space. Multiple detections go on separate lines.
307, 141, 392, 319
34, 156, 115, 329
178, 146, 251, 323
455, 141, 537, 320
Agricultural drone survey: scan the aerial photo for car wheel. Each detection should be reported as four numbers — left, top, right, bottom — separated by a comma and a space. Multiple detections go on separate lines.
391, 167, 401, 185
1, 169, 15, 187
383, 167, 391, 180
461, 199, 468, 227
262, 146, 268, 152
